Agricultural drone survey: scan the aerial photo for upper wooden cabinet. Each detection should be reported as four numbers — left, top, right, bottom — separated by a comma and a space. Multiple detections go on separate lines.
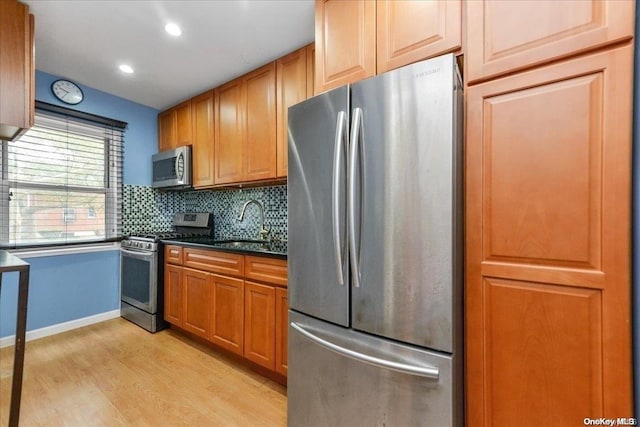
215, 63, 277, 185
377, 0, 461, 74
306, 43, 316, 97
214, 78, 244, 184
315, 0, 376, 93
466, 0, 634, 83
158, 100, 192, 152
191, 90, 215, 188
315, 0, 461, 92
0, 0, 34, 141
276, 47, 308, 178
159, 44, 313, 183
158, 109, 174, 152
244, 63, 277, 182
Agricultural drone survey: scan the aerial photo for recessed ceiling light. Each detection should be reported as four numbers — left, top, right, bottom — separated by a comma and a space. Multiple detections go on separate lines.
119, 64, 134, 74
165, 23, 182, 37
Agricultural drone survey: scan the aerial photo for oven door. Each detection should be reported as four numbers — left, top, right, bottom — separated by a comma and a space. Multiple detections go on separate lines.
120, 246, 157, 314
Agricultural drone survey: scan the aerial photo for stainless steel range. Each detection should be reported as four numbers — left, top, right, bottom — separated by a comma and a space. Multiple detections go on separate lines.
120, 212, 214, 332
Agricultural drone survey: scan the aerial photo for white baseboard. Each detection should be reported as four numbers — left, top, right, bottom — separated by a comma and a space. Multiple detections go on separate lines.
0, 309, 121, 348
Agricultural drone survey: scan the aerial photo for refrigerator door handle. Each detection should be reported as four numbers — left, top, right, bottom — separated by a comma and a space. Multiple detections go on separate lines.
348, 107, 362, 288
291, 322, 440, 379
332, 110, 347, 286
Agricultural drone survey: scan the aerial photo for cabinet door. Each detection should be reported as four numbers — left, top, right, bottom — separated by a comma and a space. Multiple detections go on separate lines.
182, 267, 210, 339
0, 0, 33, 141
164, 263, 183, 326
276, 48, 307, 178
466, 46, 633, 426
315, 0, 376, 93
466, 0, 634, 83
214, 79, 244, 184
244, 281, 276, 370
158, 109, 175, 152
306, 43, 316, 98
275, 287, 288, 376
376, 0, 461, 74
210, 274, 244, 355
175, 100, 193, 148
243, 63, 277, 181
192, 91, 215, 188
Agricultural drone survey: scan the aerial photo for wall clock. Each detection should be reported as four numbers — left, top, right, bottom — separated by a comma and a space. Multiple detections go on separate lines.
51, 79, 84, 105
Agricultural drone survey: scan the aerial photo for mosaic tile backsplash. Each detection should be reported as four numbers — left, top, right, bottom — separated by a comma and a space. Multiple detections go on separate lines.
122, 184, 287, 241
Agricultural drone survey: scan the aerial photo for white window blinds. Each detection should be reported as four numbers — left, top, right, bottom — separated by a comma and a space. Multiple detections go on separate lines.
0, 107, 124, 248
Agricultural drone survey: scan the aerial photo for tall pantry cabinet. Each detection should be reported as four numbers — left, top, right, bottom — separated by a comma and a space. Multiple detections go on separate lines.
464, 1, 635, 425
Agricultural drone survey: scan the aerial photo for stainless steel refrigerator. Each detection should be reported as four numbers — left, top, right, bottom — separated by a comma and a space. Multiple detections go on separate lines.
287, 53, 463, 426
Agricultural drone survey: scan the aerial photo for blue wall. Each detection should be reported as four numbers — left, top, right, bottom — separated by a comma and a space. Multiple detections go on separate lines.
0, 71, 159, 338
0, 251, 120, 337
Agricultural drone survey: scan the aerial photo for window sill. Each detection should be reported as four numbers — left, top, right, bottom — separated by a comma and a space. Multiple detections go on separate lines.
9, 242, 120, 259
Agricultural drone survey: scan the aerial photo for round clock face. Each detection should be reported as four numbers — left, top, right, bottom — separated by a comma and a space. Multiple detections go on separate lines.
51, 79, 84, 105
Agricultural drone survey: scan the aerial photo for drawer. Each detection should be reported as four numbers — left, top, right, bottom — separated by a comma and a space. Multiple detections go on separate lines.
165, 245, 183, 265
245, 255, 288, 287
183, 247, 244, 277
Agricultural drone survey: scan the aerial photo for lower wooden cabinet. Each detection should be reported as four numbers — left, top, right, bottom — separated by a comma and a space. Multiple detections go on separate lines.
164, 245, 288, 378
183, 268, 210, 339
210, 273, 244, 355
275, 287, 288, 376
164, 263, 184, 326
244, 281, 276, 370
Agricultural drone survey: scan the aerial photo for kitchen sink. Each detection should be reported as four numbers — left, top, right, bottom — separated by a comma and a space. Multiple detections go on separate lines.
214, 239, 269, 247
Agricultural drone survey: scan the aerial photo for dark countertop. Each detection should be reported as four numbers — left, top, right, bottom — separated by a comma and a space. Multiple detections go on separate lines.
161, 237, 287, 259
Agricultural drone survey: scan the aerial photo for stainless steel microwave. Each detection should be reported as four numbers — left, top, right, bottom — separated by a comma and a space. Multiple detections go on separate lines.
151, 145, 192, 189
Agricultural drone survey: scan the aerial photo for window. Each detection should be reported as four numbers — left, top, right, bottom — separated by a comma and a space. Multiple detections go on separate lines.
0, 104, 125, 248
62, 208, 76, 223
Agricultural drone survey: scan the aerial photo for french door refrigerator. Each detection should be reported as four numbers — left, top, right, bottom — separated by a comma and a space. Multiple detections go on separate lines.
287, 53, 463, 426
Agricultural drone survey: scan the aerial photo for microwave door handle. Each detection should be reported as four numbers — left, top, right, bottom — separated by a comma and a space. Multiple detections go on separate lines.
176, 152, 183, 181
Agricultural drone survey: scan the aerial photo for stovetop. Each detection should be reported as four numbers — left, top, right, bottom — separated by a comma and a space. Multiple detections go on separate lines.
122, 230, 213, 252
123, 212, 215, 246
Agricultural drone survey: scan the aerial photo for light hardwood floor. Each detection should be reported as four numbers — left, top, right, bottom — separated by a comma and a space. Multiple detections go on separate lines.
0, 318, 287, 426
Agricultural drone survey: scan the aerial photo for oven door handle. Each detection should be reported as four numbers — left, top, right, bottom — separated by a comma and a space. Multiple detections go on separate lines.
120, 247, 156, 259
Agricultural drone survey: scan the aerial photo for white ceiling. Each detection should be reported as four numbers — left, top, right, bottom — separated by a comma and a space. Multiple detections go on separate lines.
24, 0, 315, 110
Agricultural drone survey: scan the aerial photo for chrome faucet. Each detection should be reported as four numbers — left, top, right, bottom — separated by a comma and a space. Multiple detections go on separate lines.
238, 199, 271, 240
